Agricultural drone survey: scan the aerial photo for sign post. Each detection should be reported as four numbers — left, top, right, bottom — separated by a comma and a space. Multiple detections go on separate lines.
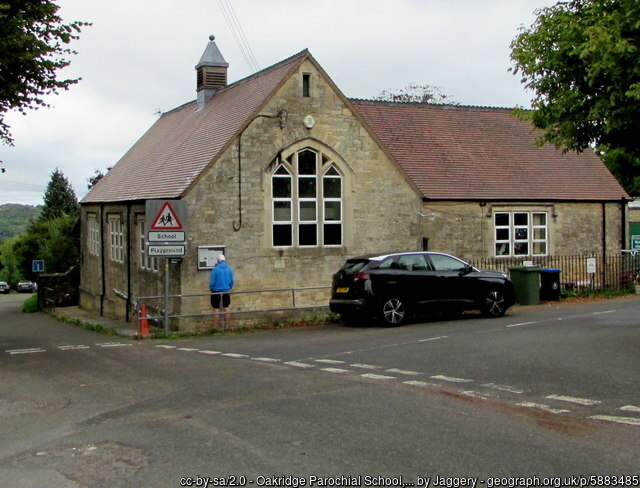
146, 200, 187, 333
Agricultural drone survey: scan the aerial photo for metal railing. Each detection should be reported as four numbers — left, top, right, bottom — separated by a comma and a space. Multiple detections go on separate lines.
469, 253, 640, 293
136, 285, 332, 332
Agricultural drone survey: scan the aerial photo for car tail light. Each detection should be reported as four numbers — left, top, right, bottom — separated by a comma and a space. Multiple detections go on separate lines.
354, 272, 369, 281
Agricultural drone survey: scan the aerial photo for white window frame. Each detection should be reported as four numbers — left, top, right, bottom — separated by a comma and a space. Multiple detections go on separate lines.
138, 218, 158, 272
88, 214, 100, 256
108, 215, 124, 263
271, 147, 343, 248
494, 211, 548, 257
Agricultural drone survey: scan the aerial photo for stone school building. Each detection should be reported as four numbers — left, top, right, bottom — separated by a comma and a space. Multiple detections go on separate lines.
79, 37, 629, 328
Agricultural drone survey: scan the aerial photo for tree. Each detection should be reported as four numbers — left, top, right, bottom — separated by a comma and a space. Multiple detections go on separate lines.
510, 0, 640, 196
0, 1, 90, 146
87, 166, 112, 189
374, 83, 454, 104
40, 168, 79, 220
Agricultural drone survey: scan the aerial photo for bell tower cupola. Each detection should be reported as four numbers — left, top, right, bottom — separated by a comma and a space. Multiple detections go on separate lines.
196, 35, 229, 109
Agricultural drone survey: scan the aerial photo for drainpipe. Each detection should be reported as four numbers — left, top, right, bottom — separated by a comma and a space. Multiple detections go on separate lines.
233, 109, 288, 232
126, 203, 131, 322
100, 204, 106, 316
621, 197, 627, 249
602, 202, 607, 285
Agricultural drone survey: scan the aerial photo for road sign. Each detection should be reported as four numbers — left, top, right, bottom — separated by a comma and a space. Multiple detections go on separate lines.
150, 201, 183, 230
32, 259, 44, 272
148, 244, 186, 257
148, 231, 185, 242
632, 235, 640, 251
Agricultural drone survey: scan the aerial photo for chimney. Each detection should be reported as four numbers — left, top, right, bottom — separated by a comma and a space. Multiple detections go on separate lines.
195, 35, 229, 110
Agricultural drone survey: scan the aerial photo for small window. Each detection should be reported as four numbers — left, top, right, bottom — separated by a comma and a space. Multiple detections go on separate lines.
108, 216, 124, 263
88, 214, 100, 256
494, 211, 548, 257
302, 74, 311, 97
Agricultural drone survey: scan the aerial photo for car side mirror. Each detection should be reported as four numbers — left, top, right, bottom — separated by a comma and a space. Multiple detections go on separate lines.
460, 265, 473, 275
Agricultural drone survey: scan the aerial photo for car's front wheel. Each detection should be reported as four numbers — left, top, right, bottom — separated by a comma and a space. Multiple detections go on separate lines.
481, 288, 506, 317
379, 297, 408, 326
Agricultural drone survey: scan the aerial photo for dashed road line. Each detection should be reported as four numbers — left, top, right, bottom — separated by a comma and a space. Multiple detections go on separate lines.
96, 342, 132, 348
386, 368, 422, 376
176, 347, 199, 352
362, 373, 396, 381
546, 394, 602, 406
222, 353, 248, 358
284, 361, 315, 369
593, 310, 616, 315
252, 357, 281, 363
590, 415, 640, 426
482, 383, 524, 394
350, 363, 380, 370
6, 348, 46, 355
517, 402, 571, 415
431, 374, 473, 383
58, 345, 90, 350
316, 359, 346, 364
620, 405, 640, 413
197, 350, 221, 355
419, 335, 448, 342
403, 380, 437, 387
321, 367, 351, 374
155, 345, 177, 349
506, 321, 536, 328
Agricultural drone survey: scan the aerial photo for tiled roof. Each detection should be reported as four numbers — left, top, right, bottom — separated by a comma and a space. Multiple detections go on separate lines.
82, 50, 309, 203
351, 100, 629, 201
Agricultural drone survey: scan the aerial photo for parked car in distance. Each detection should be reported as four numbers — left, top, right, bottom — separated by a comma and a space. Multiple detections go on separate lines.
0, 281, 10, 294
17, 280, 37, 293
330, 251, 516, 326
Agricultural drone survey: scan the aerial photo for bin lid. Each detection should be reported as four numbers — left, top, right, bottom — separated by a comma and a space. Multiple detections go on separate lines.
540, 268, 561, 273
509, 266, 542, 272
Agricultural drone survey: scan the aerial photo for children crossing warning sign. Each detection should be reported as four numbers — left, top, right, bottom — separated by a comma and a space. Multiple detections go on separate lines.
150, 202, 183, 230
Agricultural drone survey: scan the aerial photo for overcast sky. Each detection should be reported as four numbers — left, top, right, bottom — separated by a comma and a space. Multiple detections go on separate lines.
0, 0, 556, 206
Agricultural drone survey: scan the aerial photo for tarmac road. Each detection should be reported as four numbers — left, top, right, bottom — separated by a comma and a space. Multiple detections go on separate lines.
1, 293, 639, 487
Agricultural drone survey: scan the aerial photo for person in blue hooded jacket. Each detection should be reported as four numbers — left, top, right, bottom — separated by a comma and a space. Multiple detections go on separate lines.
209, 254, 234, 328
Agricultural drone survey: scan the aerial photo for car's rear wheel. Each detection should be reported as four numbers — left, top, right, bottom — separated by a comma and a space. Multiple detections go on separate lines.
482, 288, 506, 317
379, 297, 408, 326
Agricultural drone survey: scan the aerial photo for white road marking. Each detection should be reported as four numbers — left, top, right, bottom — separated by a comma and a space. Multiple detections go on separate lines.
284, 361, 315, 368
590, 415, 640, 426
58, 345, 90, 350
252, 357, 281, 362
431, 374, 473, 383
197, 350, 221, 355
517, 402, 571, 414
593, 310, 615, 315
6, 348, 46, 355
321, 367, 351, 374
546, 394, 602, 406
620, 405, 640, 413
316, 359, 345, 364
362, 373, 396, 380
155, 345, 177, 349
403, 380, 437, 387
176, 347, 199, 352
222, 353, 248, 358
350, 363, 380, 370
386, 368, 422, 376
482, 383, 524, 394
96, 343, 132, 347
419, 336, 448, 342
461, 390, 490, 400
506, 322, 535, 328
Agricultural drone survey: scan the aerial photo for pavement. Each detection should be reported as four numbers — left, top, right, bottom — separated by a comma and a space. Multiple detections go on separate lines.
48, 305, 144, 338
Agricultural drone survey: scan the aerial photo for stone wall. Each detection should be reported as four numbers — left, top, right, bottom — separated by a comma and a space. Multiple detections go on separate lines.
421, 200, 625, 259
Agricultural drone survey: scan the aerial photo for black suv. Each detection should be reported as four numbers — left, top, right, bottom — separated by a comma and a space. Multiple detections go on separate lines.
330, 252, 516, 326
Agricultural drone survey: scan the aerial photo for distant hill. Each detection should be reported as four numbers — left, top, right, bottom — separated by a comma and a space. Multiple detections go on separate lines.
0, 204, 43, 242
